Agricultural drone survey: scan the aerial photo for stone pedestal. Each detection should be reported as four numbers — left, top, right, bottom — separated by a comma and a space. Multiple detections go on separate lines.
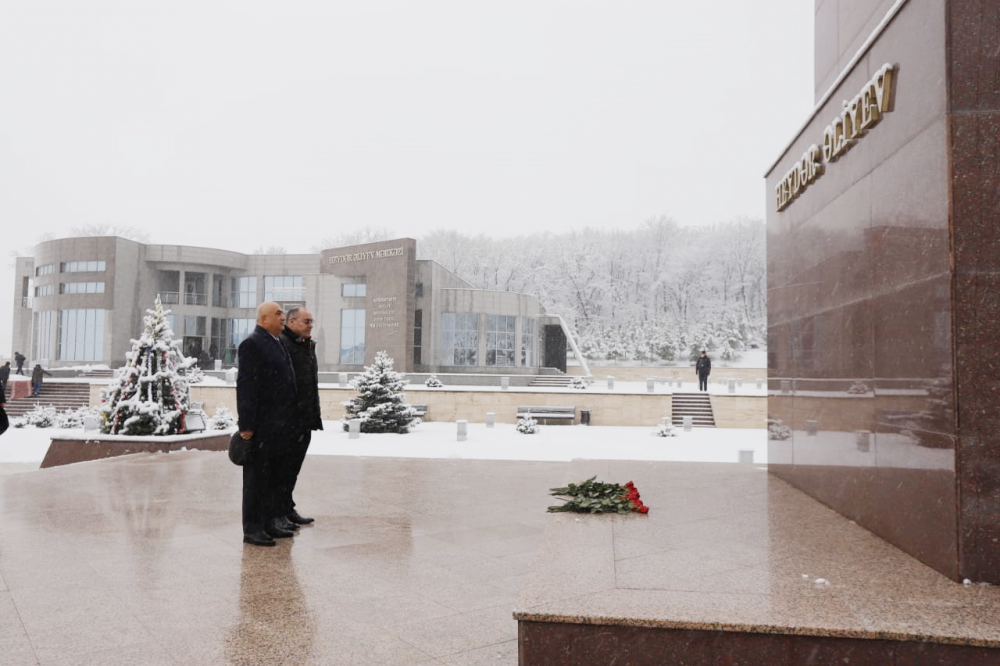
766, 0, 1000, 582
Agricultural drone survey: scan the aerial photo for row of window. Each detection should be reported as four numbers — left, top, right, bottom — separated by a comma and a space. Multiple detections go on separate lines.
230, 276, 308, 308
35, 269, 360, 309
31, 307, 538, 367
32, 309, 105, 361
35, 261, 107, 276
336, 311, 536, 367
35, 282, 107, 296
439, 314, 535, 366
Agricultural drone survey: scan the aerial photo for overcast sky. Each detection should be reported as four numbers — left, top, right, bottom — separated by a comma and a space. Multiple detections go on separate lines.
0, 1, 814, 354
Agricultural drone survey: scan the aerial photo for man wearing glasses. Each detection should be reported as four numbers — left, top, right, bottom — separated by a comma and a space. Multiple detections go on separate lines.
279, 307, 323, 527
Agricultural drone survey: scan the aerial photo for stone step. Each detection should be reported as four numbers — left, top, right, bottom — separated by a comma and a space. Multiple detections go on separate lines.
4, 382, 92, 418
671, 392, 715, 427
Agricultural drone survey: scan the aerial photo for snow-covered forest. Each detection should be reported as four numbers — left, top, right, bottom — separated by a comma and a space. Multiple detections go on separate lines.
415, 217, 766, 363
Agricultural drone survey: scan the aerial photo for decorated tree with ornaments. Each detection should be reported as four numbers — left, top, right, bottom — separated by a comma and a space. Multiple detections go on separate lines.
341, 351, 419, 434
100, 296, 197, 435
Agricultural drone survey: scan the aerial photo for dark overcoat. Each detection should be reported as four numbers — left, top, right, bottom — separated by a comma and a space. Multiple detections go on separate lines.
280, 326, 324, 432
236, 325, 298, 459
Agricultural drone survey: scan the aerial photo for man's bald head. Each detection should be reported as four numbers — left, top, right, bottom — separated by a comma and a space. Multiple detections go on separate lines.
256, 301, 286, 336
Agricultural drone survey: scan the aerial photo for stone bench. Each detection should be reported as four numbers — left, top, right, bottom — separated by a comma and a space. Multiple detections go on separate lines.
516, 406, 575, 425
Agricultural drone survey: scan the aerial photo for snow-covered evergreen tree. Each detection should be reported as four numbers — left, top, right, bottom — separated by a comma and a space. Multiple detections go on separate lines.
341, 351, 419, 434
687, 328, 716, 362
208, 405, 238, 430
100, 296, 194, 435
516, 415, 539, 434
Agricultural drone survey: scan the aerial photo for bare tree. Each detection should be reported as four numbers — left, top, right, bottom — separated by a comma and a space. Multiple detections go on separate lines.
253, 245, 288, 255
312, 226, 394, 252
69, 224, 152, 243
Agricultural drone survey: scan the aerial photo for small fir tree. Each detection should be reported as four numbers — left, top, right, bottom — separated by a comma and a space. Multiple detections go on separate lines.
100, 296, 194, 435
687, 326, 716, 362
341, 351, 418, 433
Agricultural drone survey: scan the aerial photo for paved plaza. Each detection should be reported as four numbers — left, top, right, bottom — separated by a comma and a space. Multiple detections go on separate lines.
0, 452, 561, 664
3, 447, 1000, 664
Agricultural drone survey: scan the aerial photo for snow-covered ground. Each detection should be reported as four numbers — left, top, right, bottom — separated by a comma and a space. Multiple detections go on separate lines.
0, 421, 768, 474
572, 348, 768, 370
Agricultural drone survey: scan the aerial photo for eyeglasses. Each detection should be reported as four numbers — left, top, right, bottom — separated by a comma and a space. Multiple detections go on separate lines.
299, 319, 315, 325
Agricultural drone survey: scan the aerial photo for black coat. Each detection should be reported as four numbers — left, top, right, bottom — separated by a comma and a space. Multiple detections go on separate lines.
0, 366, 9, 382
280, 326, 323, 431
31, 366, 52, 382
236, 325, 298, 458
696, 355, 712, 377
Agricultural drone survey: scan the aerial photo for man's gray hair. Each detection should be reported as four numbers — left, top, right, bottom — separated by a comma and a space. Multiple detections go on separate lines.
286, 307, 303, 321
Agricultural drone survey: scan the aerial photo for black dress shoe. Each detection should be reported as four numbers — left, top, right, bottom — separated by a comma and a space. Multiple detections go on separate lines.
264, 521, 295, 539
287, 510, 314, 525
243, 531, 277, 547
279, 517, 300, 531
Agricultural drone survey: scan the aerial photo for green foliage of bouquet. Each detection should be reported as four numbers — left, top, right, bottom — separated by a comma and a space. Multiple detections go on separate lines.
547, 476, 649, 514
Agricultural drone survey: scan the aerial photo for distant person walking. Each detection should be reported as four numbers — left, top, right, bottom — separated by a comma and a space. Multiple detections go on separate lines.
14, 351, 25, 375
696, 350, 711, 392
31, 364, 52, 397
0, 361, 9, 395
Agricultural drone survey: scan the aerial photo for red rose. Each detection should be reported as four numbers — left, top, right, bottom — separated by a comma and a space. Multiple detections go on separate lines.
637, 506, 649, 514
625, 481, 635, 488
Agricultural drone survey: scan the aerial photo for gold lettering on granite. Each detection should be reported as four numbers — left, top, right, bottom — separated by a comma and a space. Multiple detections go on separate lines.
777, 63, 895, 211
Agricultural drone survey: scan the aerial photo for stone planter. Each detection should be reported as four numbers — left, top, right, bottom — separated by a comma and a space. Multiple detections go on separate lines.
41, 429, 234, 468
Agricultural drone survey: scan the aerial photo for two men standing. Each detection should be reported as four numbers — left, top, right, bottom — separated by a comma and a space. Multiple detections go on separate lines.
236, 302, 322, 547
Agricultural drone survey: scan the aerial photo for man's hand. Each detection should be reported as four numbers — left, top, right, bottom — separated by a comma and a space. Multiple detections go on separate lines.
240, 430, 254, 440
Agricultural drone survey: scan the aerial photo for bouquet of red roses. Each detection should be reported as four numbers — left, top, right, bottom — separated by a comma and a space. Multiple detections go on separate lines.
547, 476, 649, 514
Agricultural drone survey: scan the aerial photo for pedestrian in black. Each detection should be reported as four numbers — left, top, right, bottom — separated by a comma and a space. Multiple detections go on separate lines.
0, 361, 10, 396
236, 302, 299, 547
14, 351, 25, 375
0, 376, 8, 436
31, 364, 52, 397
696, 350, 711, 392
279, 306, 323, 526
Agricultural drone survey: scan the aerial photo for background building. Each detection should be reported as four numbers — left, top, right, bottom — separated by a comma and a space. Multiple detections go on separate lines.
10, 236, 579, 375
766, 0, 999, 582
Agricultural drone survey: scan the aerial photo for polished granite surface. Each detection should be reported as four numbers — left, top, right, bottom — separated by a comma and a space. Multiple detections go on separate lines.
766, 0, 1000, 583
515, 459, 1000, 647
0, 452, 560, 665
3, 452, 997, 665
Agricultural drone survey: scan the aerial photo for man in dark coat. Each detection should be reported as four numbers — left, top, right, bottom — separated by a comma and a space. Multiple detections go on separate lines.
279, 306, 323, 526
0, 361, 10, 396
236, 302, 299, 547
14, 351, 25, 375
695, 350, 711, 392
31, 364, 52, 396
0, 370, 8, 436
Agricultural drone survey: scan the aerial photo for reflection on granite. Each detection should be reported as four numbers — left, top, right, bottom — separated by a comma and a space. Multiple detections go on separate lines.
516, 460, 1000, 664
766, 0, 1000, 582
0, 451, 563, 664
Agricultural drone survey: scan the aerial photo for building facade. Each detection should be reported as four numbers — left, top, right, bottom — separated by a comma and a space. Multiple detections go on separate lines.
766, 0, 1000, 582
11, 236, 576, 375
